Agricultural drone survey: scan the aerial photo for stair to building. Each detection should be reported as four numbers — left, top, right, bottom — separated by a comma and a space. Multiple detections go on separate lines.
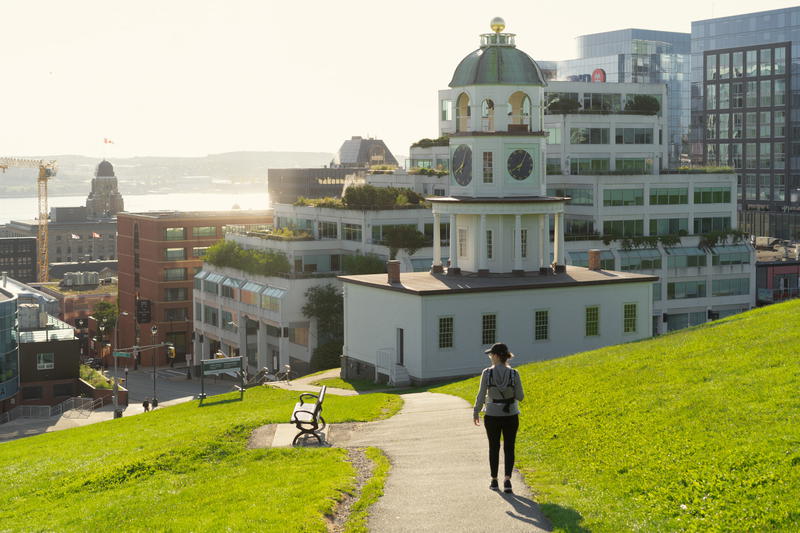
391, 365, 411, 387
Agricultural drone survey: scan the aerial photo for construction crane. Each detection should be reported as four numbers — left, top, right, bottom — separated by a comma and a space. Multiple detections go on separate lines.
0, 158, 57, 282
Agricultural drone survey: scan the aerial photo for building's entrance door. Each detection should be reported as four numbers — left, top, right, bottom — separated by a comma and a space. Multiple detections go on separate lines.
396, 328, 404, 366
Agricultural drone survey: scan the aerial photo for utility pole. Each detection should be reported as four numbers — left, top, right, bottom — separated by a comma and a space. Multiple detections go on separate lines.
151, 324, 158, 406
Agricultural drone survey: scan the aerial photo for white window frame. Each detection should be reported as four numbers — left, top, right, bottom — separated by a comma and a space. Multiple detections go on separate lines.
481, 313, 497, 345
37, 352, 55, 370
438, 316, 454, 349
623, 303, 637, 333
534, 309, 549, 341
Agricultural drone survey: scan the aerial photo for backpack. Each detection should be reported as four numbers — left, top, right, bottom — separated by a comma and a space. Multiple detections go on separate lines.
487, 367, 517, 413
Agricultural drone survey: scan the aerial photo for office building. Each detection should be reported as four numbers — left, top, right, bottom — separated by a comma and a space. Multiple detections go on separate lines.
0, 237, 37, 283
690, 6, 800, 239
554, 29, 691, 168
0, 283, 18, 414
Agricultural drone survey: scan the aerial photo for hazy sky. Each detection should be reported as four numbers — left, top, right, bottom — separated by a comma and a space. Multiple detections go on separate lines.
1, 0, 795, 159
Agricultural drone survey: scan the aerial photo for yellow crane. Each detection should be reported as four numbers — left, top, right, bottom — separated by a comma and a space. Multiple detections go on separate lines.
0, 158, 57, 282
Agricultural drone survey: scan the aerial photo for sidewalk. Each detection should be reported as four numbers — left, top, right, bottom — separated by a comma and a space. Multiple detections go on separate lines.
334, 392, 550, 532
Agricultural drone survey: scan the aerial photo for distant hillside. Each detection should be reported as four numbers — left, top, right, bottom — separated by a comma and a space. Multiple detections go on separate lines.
436, 300, 800, 532
0, 151, 333, 197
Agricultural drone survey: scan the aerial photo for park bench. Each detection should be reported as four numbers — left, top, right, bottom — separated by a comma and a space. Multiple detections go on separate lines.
290, 386, 327, 446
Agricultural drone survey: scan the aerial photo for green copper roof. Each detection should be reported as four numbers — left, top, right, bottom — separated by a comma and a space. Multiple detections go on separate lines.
449, 45, 546, 88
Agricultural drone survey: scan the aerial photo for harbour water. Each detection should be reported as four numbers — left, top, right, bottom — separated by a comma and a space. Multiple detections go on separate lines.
0, 191, 271, 225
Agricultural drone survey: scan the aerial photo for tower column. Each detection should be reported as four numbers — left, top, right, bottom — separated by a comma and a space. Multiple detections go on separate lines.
448, 214, 460, 275
554, 212, 566, 271
513, 215, 523, 275
478, 214, 488, 276
542, 214, 551, 273
432, 213, 443, 273
538, 214, 545, 269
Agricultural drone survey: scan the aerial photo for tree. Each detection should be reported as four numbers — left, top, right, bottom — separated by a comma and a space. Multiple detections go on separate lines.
343, 254, 386, 275
92, 301, 118, 332
302, 284, 343, 343
383, 225, 427, 259
310, 340, 344, 370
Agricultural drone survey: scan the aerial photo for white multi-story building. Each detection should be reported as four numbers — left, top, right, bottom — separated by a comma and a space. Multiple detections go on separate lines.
192, 204, 446, 374
543, 80, 669, 175
550, 172, 754, 333
540, 81, 755, 333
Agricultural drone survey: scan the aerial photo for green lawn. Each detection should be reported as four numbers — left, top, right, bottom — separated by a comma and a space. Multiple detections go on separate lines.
311, 377, 389, 392
0, 387, 402, 532
434, 300, 800, 532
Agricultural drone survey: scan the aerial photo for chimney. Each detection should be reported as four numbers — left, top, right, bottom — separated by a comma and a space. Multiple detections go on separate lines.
588, 250, 601, 271
387, 260, 401, 284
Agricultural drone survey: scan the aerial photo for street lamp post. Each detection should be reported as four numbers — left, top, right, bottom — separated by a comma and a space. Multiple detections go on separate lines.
151, 324, 158, 406
112, 311, 129, 419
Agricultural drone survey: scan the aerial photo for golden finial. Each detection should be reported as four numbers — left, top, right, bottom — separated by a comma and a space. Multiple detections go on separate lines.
490, 17, 505, 33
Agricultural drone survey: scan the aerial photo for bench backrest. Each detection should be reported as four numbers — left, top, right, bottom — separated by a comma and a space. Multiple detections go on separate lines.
314, 386, 327, 415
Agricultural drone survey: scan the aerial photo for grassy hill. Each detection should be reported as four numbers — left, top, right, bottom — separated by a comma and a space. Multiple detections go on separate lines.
0, 388, 400, 532
435, 299, 800, 532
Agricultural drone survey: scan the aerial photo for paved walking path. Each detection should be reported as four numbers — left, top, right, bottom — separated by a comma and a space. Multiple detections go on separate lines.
257, 386, 551, 532
335, 392, 550, 532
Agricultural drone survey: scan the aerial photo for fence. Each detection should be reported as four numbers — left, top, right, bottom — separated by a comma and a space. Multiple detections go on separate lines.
0, 396, 103, 425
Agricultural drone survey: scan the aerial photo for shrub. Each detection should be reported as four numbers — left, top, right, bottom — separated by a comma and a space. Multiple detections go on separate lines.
410, 136, 449, 149
342, 254, 386, 275
205, 240, 290, 276
310, 340, 344, 371
80, 365, 111, 389
383, 225, 427, 259
624, 94, 661, 115
343, 184, 426, 210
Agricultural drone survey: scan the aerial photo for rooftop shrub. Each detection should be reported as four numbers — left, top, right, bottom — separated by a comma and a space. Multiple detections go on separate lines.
204, 239, 290, 276
410, 136, 449, 149
343, 184, 428, 210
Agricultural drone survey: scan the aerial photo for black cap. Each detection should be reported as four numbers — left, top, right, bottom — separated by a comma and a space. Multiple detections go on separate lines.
485, 342, 509, 355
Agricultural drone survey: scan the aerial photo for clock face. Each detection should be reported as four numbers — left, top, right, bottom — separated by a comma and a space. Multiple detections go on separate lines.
507, 149, 533, 180
452, 144, 472, 186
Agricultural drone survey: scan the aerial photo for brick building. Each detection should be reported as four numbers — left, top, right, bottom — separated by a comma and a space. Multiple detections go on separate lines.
117, 210, 271, 366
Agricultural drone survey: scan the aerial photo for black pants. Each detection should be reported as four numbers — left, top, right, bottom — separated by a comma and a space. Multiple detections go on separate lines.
484, 414, 519, 478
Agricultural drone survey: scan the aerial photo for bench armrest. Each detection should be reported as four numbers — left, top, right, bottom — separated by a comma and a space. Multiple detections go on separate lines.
298, 392, 319, 405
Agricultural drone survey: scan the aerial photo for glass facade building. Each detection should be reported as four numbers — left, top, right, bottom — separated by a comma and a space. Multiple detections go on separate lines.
691, 7, 800, 239
0, 289, 19, 406
554, 29, 691, 168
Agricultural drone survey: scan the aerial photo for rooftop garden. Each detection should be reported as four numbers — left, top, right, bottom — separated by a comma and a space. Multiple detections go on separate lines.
410, 136, 449, 149
204, 240, 290, 276
661, 166, 736, 174
368, 164, 397, 174
408, 167, 448, 177
434, 299, 800, 532
293, 185, 429, 210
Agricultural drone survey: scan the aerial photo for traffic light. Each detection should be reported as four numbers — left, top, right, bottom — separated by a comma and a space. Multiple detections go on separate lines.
167, 344, 176, 359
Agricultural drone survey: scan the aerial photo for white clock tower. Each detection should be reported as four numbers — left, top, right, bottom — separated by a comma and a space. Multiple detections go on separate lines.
429, 18, 567, 276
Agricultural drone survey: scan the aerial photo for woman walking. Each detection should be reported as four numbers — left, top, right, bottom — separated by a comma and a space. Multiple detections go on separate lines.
473, 342, 525, 494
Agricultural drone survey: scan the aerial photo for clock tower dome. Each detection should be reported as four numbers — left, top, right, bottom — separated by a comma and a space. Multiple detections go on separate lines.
428, 19, 567, 276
